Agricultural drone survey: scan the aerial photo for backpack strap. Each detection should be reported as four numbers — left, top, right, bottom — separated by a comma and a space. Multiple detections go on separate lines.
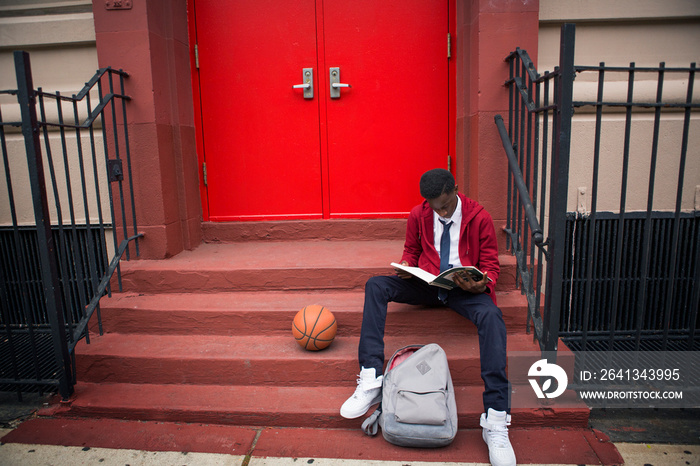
361, 404, 381, 436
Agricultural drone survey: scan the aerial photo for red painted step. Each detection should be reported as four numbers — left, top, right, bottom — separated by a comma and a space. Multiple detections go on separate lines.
2, 417, 623, 465
56, 235, 589, 443
45, 382, 588, 430
93, 290, 528, 336
74, 333, 567, 387
116, 241, 518, 293
251, 425, 621, 465
202, 218, 407, 242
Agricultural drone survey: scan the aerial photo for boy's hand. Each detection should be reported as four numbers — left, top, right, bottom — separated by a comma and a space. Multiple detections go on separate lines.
453, 270, 489, 294
394, 261, 413, 279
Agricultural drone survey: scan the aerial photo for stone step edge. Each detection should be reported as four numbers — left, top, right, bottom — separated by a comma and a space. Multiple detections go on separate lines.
100, 288, 525, 310
203, 219, 407, 242
75, 332, 548, 360
115, 256, 519, 294
44, 382, 589, 429
73, 333, 568, 386
92, 290, 528, 336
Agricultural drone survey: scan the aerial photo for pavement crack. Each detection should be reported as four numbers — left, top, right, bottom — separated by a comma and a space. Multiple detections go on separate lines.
241, 427, 263, 466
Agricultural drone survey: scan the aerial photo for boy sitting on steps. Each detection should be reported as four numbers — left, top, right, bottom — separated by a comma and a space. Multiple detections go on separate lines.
340, 168, 516, 466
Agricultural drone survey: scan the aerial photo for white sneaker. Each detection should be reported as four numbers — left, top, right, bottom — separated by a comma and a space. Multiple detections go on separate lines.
340, 367, 383, 419
480, 408, 516, 466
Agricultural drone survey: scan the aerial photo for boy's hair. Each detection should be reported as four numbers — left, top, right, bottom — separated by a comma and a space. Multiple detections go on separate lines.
420, 168, 455, 199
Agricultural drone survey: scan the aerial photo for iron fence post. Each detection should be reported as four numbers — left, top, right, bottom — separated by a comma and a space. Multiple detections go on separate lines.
14, 51, 74, 400
542, 24, 575, 354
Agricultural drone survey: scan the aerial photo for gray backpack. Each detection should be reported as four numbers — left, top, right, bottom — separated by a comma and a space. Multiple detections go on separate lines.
361, 343, 458, 447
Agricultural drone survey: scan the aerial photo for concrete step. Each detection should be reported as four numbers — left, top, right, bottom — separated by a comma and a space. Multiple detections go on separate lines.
116, 241, 518, 293
94, 290, 528, 336
202, 219, 407, 242
4, 416, 623, 465
73, 234, 588, 435
47, 382, 589, 430
74, 333, 565, 387
202, 219, 513, 254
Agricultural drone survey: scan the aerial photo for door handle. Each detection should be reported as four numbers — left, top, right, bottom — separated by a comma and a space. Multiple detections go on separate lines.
293, 68, 314, 99
329, 67, 351, 99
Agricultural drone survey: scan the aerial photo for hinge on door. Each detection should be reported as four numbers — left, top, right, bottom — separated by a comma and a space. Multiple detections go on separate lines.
195, 44, 200, 69
202, 161, 207, 186
447, 33, 452, 59
447, 154, 451, 172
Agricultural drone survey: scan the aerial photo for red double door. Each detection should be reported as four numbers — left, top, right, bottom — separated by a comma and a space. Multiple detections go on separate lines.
192, 0, 451, 220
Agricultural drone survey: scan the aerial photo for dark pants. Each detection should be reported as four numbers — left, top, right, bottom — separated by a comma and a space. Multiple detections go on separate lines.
358, 275, 510, 413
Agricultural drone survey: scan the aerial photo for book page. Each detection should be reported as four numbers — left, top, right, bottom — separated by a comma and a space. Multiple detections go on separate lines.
390, 263, 438, 283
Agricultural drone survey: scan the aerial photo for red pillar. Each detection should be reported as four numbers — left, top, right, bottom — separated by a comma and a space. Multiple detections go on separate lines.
92, 0, 201, 259
455, 0, 539, 251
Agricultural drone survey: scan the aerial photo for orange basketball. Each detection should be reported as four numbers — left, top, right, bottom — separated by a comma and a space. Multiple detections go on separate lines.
292, 305, 337, 351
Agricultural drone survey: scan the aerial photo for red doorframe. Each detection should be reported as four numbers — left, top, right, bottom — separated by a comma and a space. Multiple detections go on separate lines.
188, 0, 456, 222
187, 0, 209, 221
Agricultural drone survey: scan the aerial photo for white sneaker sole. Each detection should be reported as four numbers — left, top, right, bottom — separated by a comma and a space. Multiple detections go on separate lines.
340, 392, 382, 419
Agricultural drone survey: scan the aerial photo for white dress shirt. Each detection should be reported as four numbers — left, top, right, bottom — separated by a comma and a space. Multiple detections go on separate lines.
433, 195, 463, 269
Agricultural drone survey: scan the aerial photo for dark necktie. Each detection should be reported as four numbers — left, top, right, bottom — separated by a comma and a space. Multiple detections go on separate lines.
439, 219, 452, 302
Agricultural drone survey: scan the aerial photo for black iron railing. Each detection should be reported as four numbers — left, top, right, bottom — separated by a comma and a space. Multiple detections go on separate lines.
566, 58, 698, 351
497, 23, 699, 353
495, 24, 575, 354
0, 51, 141, 399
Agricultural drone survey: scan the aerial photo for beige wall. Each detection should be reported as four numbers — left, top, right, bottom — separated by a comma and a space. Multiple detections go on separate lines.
0, 0, 98, 98
538, 0, 700, 214
0, 0, 105, 227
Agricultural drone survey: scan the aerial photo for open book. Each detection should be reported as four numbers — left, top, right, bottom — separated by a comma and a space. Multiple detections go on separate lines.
391, 262, 492, 290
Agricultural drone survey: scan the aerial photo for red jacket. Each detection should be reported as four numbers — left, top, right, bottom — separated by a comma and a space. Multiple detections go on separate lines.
400, 192, 500, 302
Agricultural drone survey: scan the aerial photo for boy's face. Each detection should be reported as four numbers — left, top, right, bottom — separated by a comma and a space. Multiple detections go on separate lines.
427, 187, 458, 219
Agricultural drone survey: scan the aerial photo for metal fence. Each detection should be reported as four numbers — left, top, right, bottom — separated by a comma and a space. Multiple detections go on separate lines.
0, 51, 141, 399
497, 23, 699, 354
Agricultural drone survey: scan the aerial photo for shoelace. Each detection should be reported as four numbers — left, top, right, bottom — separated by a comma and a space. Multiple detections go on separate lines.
352, 375, 367, 398
352, 374, 378, 398
486, 425, 510, 448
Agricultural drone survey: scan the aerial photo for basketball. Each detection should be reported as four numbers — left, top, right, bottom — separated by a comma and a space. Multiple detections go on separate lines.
292, 305, 337, 351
